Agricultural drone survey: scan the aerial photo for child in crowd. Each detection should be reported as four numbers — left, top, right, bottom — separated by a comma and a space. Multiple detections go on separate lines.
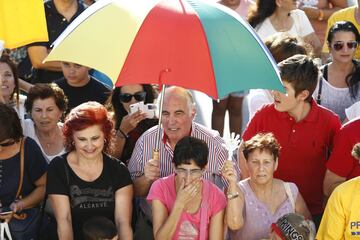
83, 216, 118, 240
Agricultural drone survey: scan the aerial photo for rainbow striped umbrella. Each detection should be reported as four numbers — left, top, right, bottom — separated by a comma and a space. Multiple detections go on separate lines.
46, 0, 282, 99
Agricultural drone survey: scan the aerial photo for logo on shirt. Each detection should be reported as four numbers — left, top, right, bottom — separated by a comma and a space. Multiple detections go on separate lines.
69, 185, 114, 208
278, 218, 304, 240
350, 221, 360, 236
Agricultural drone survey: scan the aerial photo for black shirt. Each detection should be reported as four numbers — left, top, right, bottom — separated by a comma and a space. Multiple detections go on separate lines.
55, 76, 111, 111
47, 153, 132, 240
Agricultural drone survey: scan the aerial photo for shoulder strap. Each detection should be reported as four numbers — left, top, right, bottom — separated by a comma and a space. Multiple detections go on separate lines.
15, 138, 25, 199
317, 65, 328, 105
199, 180, 210, 240
283, 182, 295, 210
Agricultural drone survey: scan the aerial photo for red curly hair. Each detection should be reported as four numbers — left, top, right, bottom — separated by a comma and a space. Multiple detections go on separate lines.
63, 101, 114, 153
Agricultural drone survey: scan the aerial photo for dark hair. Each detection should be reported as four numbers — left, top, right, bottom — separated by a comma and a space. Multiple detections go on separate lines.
62, 101, 114, 153
173, 136, 209, 168
83, 216, 117, 240
243, 133, 280, 161
25, 83, 68, 113
352, 143, 360, 160
0, 103, 23, 142
108, 84, 156, 130
248, 0, 277, 28
265, 35, 310, 63
278, 54, 319, 102
327, 21, 360, 99
0, 54, 19, 104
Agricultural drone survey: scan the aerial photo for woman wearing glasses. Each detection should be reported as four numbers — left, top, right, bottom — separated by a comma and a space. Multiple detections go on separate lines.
147, 136, 226, 240
108, 84, 157, 165
314, 21, 360, 121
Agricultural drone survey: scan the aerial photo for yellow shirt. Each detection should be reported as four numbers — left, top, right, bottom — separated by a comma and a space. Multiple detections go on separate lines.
316, 177, 360, 240
322, 6, 360, 60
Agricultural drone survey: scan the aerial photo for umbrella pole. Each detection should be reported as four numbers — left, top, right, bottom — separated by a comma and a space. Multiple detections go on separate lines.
153, 84, 166, 160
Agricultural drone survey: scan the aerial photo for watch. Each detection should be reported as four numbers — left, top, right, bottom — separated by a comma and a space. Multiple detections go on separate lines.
227, 191, 239, 200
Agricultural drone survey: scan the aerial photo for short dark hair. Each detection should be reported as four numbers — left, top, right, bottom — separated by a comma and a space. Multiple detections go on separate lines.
327, 21, 360, 44
83, 216, 117, 240
25, 83, 68, 113
278, 54, 319, 102
0, 103, 23, 142
352, 143, 360, 160
173, 136, 209, 169
243, 133, 280, 161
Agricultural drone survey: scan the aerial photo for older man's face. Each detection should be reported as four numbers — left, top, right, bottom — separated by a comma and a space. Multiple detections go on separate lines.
161, 93, 195, 146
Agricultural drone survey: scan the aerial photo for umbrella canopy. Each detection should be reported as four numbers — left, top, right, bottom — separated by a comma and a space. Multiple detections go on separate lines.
46, 0, 283, 99
0, 0, 48, 49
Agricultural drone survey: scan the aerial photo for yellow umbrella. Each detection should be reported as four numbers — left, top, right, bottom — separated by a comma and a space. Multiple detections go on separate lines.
0, 0, 48, 49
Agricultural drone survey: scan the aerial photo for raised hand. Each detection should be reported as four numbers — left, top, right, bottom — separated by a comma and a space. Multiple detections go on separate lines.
222, 132, 241, 160
221, 160, 238, 184
175, 178, 201, 210
119, 109, 147, 134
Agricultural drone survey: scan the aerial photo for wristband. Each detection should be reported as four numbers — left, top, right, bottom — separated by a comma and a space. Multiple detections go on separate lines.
116, 129, 129, 139
227, 192, 239, 200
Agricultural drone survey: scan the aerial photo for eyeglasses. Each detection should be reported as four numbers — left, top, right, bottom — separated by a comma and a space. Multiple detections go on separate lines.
175, 168, 204, 177
332, 41, 358, 51
118, 91, 146, 103
0, 140, 16, 147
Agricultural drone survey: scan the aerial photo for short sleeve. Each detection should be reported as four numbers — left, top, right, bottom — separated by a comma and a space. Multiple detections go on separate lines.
345, 102, 360, 121
46, 155, 70, 196
24, 138, 48, 182
288, 182, 299, 201
147, 178, 166, 204
128, 135, 145, 180
107, 156, 132, 190
209, 184, 227, 217
316, 187, 346, 240
242, 108, 263, 141
326, 128, 354, 178
293, 10, 314, 37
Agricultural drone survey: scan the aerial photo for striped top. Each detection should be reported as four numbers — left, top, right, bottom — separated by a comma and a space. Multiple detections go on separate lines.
128, 122, 241, 191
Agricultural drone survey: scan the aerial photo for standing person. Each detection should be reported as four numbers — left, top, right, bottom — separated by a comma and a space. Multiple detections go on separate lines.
46, 102, 133, 240
24, 83, 67, 162
299, 0, 348, 45
0, 55, 26, 120
27, 0, 85, 83
322, 0, 360, 60
314, 21, 360, 121
128, 86, 240, 239
148, 136, 226, 239
248, 0, 322, 56
55, 61, 111, 112
0, 103, 48, 240
108, 84, 157, 165
223, 133, 310, 240
316, 143, 360, 240
239, 54, 341, 228
323, 118, 360, 196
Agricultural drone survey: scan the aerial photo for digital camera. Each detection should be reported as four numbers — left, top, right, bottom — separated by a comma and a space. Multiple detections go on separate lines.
129, 101, 157, 119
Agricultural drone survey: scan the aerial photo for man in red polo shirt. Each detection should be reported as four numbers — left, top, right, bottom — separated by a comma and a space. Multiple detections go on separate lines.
323, 118, 360, 197
240, 54, 341, 228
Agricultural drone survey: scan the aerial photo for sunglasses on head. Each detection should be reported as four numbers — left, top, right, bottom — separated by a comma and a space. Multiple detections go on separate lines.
119, 91, 146, 103
0, 140, 16, 147
332, 41, 358, 51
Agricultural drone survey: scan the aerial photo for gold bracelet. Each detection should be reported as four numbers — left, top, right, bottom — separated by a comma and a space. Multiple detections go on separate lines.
318, 9, 324, 21
227, 192, 239, 200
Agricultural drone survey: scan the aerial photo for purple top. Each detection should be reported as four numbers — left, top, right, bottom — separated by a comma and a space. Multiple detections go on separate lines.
229, 179, 298, 240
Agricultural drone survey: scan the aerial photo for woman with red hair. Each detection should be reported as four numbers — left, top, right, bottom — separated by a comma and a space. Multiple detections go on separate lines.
46, 101, 133, 240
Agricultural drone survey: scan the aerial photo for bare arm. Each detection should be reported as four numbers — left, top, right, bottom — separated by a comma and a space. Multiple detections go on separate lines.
115, 185, 133, 240
153, 200, 182, 240
323, 169, 346, 197
301, 0, 347, 20
49, 194, 73, 240
19, 78, 33, 93
27, 46, 62, 71
295, 192, 312, 220
209, 210, 225, 240
133, 158, 160, 197
12, 173, 47, 212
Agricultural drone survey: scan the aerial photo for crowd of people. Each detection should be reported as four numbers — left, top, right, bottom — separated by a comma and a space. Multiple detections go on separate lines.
1, 0, 360, 239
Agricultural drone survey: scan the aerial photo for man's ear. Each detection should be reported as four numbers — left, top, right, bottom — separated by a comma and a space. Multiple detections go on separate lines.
297, 89, 310, 101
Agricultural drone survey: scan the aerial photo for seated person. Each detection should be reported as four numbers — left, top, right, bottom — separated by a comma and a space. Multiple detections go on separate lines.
224, 133, 311, 240
147, 136, 226, 239
55, 61, 111, 112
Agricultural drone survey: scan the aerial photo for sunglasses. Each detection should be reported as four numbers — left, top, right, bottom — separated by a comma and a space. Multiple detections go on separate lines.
118, 91, 146, 103
0, 140, 16, 147
332, 41, 358, 51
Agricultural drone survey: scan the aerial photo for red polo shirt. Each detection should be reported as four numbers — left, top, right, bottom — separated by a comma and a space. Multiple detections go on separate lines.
327, 118, 360, 179
243, 100, 341, 215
